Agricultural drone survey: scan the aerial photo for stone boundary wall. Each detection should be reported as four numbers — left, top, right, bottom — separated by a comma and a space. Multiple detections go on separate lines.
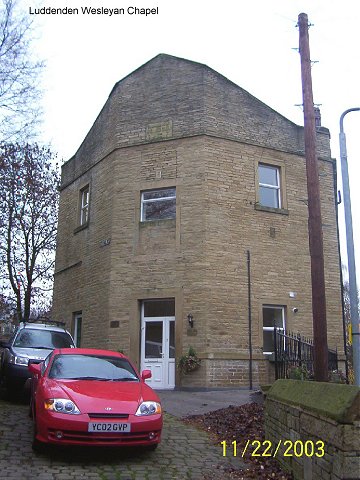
264, 380, 360, 480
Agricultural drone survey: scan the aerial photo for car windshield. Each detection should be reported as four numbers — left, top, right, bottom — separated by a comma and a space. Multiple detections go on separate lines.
13, 329, 73, 349
48, 354, 139, 382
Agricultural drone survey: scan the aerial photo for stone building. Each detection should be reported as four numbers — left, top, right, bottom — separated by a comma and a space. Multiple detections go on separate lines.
52, 54, 344, 389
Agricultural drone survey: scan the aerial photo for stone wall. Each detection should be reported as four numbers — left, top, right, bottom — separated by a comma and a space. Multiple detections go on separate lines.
265, 380, 360, 480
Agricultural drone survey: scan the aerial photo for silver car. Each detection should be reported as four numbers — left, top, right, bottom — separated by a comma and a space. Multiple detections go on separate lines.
0, 320, 75, 396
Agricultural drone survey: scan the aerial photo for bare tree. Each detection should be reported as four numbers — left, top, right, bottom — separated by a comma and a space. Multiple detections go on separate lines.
0, 0, 44, 140
0, 293, 16, 319
0, 143, 59, 322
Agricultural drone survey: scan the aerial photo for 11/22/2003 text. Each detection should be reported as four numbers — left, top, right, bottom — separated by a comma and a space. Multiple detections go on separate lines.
221, 439, 325, 458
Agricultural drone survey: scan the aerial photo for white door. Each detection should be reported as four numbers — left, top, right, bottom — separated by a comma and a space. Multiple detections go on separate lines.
141, 315, 175, 390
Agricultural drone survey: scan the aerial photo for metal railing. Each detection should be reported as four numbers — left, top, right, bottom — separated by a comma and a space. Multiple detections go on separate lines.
273, 329, 338, 380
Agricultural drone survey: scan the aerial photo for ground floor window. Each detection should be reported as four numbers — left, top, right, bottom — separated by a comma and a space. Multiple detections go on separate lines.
73, 312, 82, 347
262, 305, 285, 354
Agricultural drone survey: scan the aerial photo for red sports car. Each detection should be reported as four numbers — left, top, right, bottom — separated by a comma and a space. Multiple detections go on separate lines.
28, 348, 162, 451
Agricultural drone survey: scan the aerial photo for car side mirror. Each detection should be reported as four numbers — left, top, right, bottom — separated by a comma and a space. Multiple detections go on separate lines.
28, 362, 41, 375
141, 369, 152, 381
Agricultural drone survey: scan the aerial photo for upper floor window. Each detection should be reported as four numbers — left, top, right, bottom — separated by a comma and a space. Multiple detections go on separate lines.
141, 187, 176, 221
80, 185, 89, 225
258, 164, 281, 209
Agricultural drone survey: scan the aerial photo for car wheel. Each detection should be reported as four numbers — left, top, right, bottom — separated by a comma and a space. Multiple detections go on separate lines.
4, 379, 17, 400
0, 372, 5, 399
32, 413, 44, 453
28, 398, 33, 418
32, 436, 44, 453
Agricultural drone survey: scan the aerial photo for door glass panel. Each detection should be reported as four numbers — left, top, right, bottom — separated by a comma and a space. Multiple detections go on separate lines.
145, 321, 163, 358
169, 321, 175, 359
143, 299, 175, 317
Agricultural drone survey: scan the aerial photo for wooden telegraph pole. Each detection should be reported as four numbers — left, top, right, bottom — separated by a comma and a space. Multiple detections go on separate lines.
298, 13, 329, 381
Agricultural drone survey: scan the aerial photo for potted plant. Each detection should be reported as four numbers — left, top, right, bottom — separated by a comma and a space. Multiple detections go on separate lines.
178, 346, 201, 374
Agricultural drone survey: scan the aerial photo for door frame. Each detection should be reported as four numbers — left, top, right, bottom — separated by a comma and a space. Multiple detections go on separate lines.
140, 305, 175, 390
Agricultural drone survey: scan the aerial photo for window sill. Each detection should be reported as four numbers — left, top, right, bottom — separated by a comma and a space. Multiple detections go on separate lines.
140, 218, 176, 228
74, 221, 89, 234
264, 352, 276, 362
255, 204, 289, 215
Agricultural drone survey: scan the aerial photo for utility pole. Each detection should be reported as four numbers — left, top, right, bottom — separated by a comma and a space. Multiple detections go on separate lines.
339, 108, 360, 386
298, 12, 328, 381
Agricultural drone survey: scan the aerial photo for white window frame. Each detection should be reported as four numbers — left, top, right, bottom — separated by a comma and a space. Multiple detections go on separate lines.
258, 164, 281, 209
73, 312, 82, 347
262, 305, 285, 355
80, 186, 89, 225
140, 187, 176, 222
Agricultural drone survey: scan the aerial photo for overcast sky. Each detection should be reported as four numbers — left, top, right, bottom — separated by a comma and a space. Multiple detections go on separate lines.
30, 0, 359, 278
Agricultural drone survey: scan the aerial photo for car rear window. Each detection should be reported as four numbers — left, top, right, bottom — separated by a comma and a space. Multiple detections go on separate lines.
48, 354, 139, 382
13, 329, 74, 349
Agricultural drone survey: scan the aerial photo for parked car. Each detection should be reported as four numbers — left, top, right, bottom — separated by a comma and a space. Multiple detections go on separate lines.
0, 320, 75, 395
28, 348, 163, 451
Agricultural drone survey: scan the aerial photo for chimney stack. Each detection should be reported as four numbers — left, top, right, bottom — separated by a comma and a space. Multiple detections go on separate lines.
314, 106, 321, 127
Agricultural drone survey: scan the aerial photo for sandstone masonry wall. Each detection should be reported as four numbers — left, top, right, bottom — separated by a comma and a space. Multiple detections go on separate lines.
265, 380, 360, 480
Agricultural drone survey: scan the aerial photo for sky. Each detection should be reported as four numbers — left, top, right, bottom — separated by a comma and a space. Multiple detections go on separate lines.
29, 0, 359, 280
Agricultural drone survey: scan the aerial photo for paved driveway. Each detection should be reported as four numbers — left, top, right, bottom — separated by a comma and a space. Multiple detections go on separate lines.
157, 388, 259, 417
0, 395, 245, 480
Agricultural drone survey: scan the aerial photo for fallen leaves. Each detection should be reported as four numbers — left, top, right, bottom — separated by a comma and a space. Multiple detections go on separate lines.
183, 402, 293, 480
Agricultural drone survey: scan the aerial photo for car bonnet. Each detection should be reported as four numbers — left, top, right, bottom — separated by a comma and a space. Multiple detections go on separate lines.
44, 378, 150, 415
11, 346, 53, 361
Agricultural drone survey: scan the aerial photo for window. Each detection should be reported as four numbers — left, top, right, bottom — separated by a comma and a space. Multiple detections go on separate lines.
258, 164, 281, 209
41, 352, 52, 375
80, 185, 89, 225
49, 354, 139, 381
262, 305, 285, 354
14, 329, 74, 349
143, 299, 175, 317
141, 187, 176, 221
73, 312, 82, 347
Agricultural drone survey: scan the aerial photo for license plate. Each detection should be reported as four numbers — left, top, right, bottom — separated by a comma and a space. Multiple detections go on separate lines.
88, 422, 131, 433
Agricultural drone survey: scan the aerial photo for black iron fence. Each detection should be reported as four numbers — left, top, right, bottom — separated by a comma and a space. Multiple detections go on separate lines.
273, 329, 338, 380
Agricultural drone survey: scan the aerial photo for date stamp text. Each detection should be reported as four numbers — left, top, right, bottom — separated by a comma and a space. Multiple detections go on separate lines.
221, 439, 325, 458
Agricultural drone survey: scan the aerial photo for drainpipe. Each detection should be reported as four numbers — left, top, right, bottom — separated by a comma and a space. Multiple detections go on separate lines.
247, 250, 253, 390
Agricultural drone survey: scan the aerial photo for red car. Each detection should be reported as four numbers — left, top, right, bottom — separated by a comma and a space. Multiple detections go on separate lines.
28, 348, 162, 451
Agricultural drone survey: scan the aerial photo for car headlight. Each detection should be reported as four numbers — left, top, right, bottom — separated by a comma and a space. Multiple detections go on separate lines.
44, 398, 81, 415
9, 354, 28, 366
135, 401, 161, 416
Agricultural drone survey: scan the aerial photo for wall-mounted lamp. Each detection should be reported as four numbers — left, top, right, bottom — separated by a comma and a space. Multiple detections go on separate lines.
187, 313, 194, 328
